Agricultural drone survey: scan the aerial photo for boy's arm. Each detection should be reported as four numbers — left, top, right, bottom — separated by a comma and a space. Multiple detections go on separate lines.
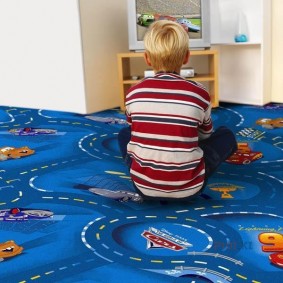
198, 105, 213, 140
125, 109, 132, 126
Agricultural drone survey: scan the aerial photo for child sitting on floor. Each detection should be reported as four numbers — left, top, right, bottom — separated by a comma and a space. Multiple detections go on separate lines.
118, 20, 237, 201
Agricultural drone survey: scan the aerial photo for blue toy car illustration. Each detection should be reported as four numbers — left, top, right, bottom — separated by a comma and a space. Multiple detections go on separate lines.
0, 208, 53, 221
9, 127, 57, 136
176, 18, 200, 32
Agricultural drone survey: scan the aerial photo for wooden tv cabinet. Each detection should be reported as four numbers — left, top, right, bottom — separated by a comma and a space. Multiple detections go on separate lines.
117, 50, 219, 111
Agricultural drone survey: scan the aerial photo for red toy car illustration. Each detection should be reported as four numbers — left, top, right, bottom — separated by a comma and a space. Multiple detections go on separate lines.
225, 142, 263, 165
0, 240, 23, 261
154, 14, 176, 22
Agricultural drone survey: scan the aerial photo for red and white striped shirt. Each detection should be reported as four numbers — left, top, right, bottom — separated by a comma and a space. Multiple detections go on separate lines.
126, 73, 213, 199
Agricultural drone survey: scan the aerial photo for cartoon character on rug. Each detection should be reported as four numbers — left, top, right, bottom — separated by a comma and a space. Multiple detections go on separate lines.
0, 240, 23, 262
0, 146, 35, 161
256, 118, 283, 129
225, 142, 263, 165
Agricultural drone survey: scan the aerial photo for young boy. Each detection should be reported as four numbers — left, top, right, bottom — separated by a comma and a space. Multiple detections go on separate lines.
118, 20, 237, 201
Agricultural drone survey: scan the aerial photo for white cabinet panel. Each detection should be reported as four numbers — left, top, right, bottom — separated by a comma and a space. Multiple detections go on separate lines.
210, 0, 272, 105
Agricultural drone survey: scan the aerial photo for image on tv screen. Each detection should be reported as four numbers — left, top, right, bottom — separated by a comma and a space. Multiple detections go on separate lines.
135, 0, 202, 41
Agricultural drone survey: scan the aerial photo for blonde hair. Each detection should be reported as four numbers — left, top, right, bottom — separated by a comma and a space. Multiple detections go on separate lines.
144, 20, 189, 72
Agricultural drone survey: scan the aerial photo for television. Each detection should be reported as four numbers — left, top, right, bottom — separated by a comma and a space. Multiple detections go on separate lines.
127, 0, 211, 51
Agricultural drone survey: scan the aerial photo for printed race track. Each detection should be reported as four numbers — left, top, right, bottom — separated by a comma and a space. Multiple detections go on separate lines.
0, 104, 283, 283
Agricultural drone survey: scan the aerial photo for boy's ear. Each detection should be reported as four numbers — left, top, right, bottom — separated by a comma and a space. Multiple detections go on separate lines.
144, 52, 152, 66
183, 50, 190, 64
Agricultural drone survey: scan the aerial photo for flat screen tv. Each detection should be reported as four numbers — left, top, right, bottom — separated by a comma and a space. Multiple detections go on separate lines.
127, 0, 211, 51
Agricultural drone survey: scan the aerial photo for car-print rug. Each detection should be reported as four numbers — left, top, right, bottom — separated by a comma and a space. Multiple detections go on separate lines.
0, 103, 283, 283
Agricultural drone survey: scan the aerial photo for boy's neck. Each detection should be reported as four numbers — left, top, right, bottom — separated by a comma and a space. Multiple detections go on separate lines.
156, 71, 180, 75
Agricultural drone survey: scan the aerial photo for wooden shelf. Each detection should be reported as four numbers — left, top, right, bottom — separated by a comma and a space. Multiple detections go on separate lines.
117, 50, 219, 110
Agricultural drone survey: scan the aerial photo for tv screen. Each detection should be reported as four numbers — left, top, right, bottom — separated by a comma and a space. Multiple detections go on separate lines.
127, 0, 211, 51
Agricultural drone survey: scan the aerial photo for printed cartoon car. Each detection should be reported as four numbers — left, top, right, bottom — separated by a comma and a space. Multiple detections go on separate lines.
0, 146, 35, 161
0, 208, 53, 221
154, 14, 176, 22
137, 13, 155, 26
225, 142, 263, 165
0, 240, 23, 261
176, 18, 200, 32
9, 127, 57, 136
269, 252, 283, 268
85, 116, 127, 125
263, 103, 283, 110
88, 188, 143, 203
256, 118, 283, 129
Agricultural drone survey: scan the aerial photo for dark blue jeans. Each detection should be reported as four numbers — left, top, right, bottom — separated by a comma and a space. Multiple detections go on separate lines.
118, 126, 237, 195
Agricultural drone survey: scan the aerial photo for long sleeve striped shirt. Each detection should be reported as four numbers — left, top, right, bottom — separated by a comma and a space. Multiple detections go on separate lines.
125, 73, 213, 199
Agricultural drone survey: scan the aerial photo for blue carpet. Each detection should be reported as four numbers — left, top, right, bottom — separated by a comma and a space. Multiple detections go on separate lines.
0, 103, 283, 283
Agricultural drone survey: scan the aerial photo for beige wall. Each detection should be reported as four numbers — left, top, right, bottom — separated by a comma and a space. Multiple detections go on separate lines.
79, 0, 129, 113
271, 0, 283, 103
